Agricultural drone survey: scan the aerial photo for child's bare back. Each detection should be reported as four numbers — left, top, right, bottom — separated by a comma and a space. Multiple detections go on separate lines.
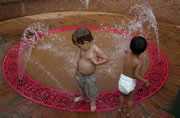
123, 49, 143, 80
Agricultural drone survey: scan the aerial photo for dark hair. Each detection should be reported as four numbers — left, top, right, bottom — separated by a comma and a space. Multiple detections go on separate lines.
130, 36, 147, 55
72, 27, 93, 45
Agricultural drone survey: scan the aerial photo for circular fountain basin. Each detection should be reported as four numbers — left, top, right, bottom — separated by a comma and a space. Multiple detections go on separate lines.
2, 15, 169, 111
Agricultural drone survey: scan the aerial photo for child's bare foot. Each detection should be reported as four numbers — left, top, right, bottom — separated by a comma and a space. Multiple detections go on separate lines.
176, 25, 180, 29
74, 96, 83, 102
120, 107, 130, 118
118, 106, 125, 113
90, 101, 96, 112
118, 108, 123, 112
126, 113, 130, 118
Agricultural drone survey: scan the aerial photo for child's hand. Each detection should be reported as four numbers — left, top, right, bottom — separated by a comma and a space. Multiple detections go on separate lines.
97, 56, 103, 61
96, 56, 108, 64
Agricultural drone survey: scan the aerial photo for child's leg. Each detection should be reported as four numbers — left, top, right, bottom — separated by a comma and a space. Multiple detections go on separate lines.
119, 94, 130, 114
90, 99, 96, 112
74, 96, 84, 102
118, 95, 124, 112
74, 75, 86, 102
127, 95, 133, 108
86, 76, 97, 112
125, 92, 134, 117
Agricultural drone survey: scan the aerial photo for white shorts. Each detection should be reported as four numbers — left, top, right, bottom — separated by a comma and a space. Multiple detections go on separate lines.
118, 74, 136, 95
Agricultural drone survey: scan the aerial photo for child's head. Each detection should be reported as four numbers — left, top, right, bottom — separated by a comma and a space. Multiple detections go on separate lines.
130, 36, 147, 55
72, 27, 93, 50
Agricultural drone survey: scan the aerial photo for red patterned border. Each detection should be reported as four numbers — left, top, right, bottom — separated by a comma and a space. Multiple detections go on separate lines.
2, 25, 169, 112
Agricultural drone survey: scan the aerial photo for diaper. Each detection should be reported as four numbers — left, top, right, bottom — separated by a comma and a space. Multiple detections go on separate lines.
118, 74, 136, 95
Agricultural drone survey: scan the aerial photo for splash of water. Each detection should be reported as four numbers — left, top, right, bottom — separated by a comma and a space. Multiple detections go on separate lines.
128, 1, 160, 59
30, 58, 63, 88
18, 22, 49, 80
36, 34, 79, 78
80, 0, 90, 9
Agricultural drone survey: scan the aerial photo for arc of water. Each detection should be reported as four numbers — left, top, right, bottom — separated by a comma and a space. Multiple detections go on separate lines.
18, 23, 49, 80
80, 0, 90, 9
128, 1, 160, 61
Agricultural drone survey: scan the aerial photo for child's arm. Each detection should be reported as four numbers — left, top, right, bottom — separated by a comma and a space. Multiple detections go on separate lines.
134, 62, 149, 87
90, 53, 106, 65
94, 45, 109, 65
